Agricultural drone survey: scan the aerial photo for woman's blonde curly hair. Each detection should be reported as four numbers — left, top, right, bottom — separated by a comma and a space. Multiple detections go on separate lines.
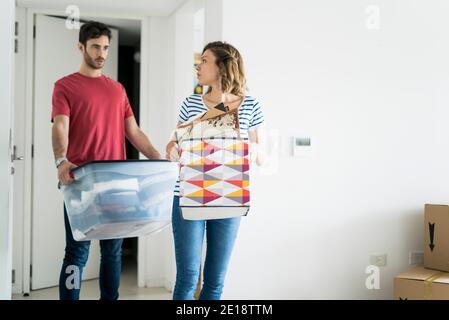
203, 41, 247, 97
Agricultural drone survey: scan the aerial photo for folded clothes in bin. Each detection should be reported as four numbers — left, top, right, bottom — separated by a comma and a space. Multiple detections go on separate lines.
61, 160, 178, 241
97, 191, 140, 211
93, 178, 140, 193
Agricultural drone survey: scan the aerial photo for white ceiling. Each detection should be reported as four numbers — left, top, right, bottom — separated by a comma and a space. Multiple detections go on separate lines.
93, 18, 141, 46
17, 0, 189, 17
41, 15, 142, 46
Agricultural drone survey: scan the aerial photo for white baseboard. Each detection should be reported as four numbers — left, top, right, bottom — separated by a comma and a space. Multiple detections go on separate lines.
145, 277, 165, 288
144, 277, 174, 293
12, 283, 21, 295
164, 279, 174, 293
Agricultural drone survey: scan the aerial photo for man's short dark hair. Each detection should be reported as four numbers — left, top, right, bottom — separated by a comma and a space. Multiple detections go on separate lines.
79, 21, 112, 46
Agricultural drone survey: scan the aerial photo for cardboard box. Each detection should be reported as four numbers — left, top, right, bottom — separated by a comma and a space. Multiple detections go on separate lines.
394, 266, 449, 300
424, 204, 449, 272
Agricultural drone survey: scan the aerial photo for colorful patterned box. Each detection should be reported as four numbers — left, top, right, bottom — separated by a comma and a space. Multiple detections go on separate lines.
179, 137, 250, 220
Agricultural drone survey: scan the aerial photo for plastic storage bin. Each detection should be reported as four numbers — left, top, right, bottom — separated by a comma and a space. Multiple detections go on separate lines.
61, 160, 179, 241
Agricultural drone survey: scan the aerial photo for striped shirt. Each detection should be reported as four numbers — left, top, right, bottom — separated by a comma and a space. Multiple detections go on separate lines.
174, 94, 265, 195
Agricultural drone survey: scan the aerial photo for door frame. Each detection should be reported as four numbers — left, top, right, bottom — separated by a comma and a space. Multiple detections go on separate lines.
0, 0, 15, 300
18, 6, 150, 294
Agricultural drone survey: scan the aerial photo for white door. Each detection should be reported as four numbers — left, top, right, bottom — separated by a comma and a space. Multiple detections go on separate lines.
32, 14, 118, 290
12, 7, 26, 294
0, 0, 15, 300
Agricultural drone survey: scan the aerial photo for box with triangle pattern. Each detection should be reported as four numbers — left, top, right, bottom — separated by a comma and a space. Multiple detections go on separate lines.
179, 137, 250, 220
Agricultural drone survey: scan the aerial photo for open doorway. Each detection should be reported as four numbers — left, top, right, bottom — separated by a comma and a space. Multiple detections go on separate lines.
95, 16, 142, 282
12, 11, 143, 296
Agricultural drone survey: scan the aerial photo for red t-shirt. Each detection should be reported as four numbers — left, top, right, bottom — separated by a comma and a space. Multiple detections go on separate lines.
51, 72, 134, 166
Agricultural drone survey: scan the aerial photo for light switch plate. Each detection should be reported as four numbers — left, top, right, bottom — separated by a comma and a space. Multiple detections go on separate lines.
370, 253, 387, 267
409, 251, 424, 265
292, 136, 312, 157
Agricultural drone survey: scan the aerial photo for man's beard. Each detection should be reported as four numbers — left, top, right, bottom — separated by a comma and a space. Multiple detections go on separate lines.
83, 50, 105, 70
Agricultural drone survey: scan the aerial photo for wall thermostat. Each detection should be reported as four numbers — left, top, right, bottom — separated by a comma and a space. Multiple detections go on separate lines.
292, 136, 312, 157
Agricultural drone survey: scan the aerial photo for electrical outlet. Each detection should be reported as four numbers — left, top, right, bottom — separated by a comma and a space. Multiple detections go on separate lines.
409, 251, 424, 265
370, 253, 387, 267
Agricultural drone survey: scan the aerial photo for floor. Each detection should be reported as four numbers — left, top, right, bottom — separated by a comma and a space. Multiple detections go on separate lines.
12, 256, 172, 300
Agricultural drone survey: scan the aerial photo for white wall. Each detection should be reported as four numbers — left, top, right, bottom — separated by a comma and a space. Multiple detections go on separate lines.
127, 0, 449, 299
0, 0, 15, 300
204, 0, 222, 43
214, 0, 448, 299
142, 0, 204, 290
140, 15, 176, 289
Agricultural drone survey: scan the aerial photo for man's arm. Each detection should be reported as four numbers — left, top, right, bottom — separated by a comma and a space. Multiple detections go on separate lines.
52, 115, 77, 185
125, 116, 162, 160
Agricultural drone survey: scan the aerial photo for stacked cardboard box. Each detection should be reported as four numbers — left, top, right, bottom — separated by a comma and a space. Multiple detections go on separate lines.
424, 204, 449, 272
394, 204, 449, 300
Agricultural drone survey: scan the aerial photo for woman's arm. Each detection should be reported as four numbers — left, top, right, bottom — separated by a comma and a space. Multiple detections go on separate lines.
248, 127, 267, 166
165, 122, 182, 161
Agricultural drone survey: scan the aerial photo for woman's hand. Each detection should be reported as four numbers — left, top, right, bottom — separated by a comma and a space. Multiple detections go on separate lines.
248, 128, 266, 166
249, 142, 266, 166
249, 143, 258, 164
166, 141, 181, 161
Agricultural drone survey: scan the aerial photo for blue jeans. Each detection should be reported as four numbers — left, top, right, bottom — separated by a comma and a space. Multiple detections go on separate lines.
171, 196, 241, 300
59, 205, 123, 300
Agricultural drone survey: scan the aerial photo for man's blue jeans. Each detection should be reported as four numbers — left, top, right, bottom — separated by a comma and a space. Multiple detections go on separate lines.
171, 196, 241, 300
59, 205, 123, 300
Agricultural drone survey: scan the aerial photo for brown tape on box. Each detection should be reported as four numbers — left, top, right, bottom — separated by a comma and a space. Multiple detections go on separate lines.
424, 272, 444, 299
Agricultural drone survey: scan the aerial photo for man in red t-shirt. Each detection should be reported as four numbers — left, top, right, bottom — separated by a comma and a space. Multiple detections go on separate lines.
51, 21, 161, 300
